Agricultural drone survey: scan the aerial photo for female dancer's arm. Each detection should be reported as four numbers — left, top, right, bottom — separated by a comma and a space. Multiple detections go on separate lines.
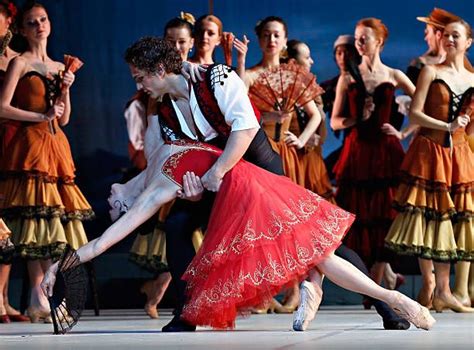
330, 74, 357, 131
393, 69, 415, 98
56, 66, 74, 126
0, 57, 59, 122
41, 173, 179, 297
284, 100, 322, 148
410, 66, 469, 131
234, 35, 249, 80
381, 69, 418, 140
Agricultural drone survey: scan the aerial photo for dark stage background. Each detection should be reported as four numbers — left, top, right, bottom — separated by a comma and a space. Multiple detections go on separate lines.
7, 0, 474, 309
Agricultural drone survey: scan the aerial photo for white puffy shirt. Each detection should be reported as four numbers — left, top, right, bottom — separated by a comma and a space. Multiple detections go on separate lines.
172, 66, 260, 142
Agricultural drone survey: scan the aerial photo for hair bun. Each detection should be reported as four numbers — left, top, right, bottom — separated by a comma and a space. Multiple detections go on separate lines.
180, 12, 195, 26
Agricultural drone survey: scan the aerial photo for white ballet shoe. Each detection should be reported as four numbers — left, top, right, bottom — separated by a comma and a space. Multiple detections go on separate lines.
292, 281, 323, 331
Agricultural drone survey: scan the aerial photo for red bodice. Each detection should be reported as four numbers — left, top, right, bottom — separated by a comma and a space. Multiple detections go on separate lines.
347, 82, 396, 140
161, 142, 222, 186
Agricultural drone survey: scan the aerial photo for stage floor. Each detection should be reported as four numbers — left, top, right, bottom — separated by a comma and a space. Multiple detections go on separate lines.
1, 307, 473, 349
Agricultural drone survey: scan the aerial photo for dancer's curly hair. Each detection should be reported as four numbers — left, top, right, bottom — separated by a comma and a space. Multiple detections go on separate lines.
124, 36, 182, 74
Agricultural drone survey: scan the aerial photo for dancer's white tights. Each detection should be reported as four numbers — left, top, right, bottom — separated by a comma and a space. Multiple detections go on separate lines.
313, 254, 398, 305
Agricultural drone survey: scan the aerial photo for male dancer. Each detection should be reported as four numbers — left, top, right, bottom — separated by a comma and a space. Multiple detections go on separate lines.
123, 37, 284, 332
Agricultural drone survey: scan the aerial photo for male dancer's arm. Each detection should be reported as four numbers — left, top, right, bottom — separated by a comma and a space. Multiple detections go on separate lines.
200, 69, 260, 192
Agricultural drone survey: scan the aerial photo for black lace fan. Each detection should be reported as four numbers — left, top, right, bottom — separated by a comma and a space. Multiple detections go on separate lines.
48, 247, 88, 334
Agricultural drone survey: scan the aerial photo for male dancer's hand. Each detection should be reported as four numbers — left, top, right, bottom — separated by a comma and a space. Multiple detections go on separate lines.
177, 172, 204, 201
201, 168, 223, 192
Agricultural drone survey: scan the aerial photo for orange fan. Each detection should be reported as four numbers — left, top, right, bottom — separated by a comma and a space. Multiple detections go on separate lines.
248, 63, 323, 140
248, 62, 323, 114
62, 55, 84, 94
222, 32, 235, 66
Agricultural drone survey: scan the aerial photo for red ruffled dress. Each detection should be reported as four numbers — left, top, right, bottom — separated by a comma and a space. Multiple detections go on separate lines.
333, 83, 404, 264
161, 141, 355, 329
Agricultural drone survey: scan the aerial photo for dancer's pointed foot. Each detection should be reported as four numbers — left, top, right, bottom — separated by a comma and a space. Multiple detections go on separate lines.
292, 281, 323, 331
389, 292, 436, 330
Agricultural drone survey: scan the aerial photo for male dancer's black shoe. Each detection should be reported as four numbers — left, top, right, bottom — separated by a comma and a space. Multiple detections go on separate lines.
382, 317, 411, 330
162, 315, 196, 332
373, 299, 410, 330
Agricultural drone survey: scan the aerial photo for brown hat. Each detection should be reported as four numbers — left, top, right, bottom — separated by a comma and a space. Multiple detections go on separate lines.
416, 8, 461, 30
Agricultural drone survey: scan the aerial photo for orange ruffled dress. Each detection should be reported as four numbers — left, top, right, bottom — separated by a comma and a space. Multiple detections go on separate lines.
0, 71, 92, 259
294, 102, 335, 202
159, 141, 353, 329
385, 80, 474, 261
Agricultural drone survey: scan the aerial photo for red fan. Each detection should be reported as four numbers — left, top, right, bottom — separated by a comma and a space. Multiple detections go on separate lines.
248, 62, 324, 140
222, 32, 235, 66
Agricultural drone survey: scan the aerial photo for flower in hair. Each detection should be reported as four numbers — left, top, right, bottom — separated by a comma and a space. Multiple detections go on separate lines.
180, 11, 195, 25
7, 2, 16, 20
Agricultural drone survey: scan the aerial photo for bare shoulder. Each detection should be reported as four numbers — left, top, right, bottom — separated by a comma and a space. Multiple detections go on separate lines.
244, 65, 263, 87
337, 72, 351, 88
7, 55, 28, 73
419, 64, 437, 80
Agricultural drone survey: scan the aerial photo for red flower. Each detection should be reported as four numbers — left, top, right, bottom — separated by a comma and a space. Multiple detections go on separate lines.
7, 2, 17, 20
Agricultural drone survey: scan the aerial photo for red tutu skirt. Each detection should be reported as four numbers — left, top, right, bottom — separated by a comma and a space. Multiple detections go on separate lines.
162, 141, 355, 329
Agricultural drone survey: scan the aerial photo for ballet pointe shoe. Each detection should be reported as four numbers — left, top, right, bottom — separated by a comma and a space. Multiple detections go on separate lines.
432, 294, 474, 313
389, 292, 436, 330
292, 281, 323, 331
26, 306, 52, 323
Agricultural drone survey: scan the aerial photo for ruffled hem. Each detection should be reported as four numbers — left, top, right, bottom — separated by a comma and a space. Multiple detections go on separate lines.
394, 172, 473, 219
385, 207, 473, 261
5, 217, 89, 260
0, 236, 14, 264
0, 174, 93, 219
129, 253, 168, 274
1, 206, 94, 221
129, 227, 203, 273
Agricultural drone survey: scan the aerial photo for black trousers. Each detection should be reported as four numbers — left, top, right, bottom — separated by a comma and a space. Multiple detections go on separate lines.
165, 128, 284, 311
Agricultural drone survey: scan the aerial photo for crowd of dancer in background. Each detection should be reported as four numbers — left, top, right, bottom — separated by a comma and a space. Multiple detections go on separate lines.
0, 0, 472, 332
